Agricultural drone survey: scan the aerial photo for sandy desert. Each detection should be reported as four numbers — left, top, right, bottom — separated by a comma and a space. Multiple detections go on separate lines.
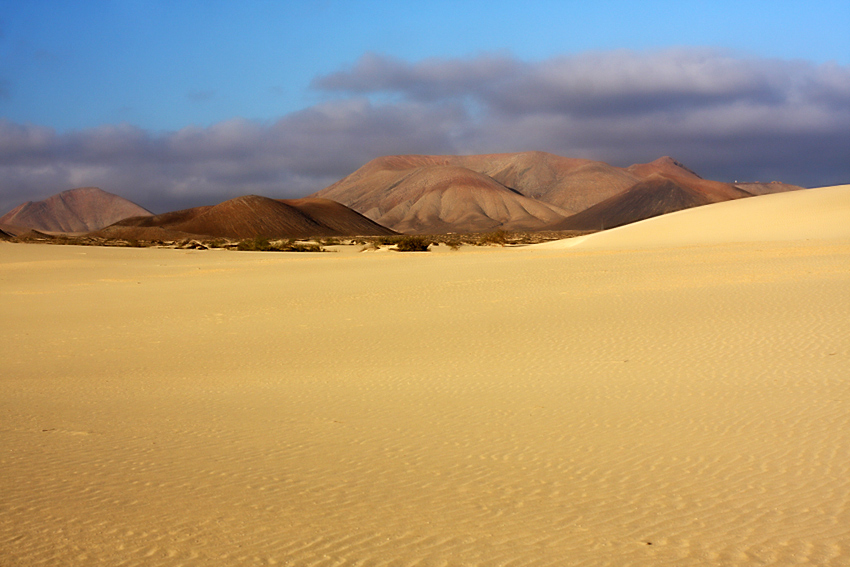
2, 184, 849, 566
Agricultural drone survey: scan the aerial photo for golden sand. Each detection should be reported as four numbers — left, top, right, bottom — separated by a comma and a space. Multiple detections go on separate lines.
2, 186, 849, 566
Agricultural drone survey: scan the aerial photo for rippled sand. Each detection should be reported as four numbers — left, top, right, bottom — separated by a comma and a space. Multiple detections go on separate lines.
2, 186, 849, 566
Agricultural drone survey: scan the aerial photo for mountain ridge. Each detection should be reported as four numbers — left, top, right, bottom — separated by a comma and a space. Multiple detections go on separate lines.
311, 152, 800, 233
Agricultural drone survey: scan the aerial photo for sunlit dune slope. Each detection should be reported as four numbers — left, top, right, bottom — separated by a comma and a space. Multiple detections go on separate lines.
537, 184, 850, 250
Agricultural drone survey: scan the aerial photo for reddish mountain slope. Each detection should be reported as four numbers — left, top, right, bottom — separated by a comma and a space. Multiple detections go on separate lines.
99, 195, 394, 240
626, 156, 703, 180
311, 152, 759, 234
465, 152, 641, 212
550, 176, 718, 231
0, 187, 152, 233
322, 164, 569, 234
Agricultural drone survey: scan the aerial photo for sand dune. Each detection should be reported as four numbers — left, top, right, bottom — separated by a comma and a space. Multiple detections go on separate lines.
2, 184, 849, 566
538, 184, 850, 250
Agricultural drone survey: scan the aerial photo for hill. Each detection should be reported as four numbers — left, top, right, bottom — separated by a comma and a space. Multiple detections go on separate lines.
312, 152, 792, 234
550, 175, 718, 231
0, 187, 153, 233
98, 195, 395, 240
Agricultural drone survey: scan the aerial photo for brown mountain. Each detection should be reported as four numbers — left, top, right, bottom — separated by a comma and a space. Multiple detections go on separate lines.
311, 152, 761, 233
97, 195, 395, 241
314, 155, 573, 233
550, 158, 756, 231
313, 153, 801, 234
0, 187, 153, 233
463, 152, 643, 212
549, 175, 719, 231
312, 152, 640, 233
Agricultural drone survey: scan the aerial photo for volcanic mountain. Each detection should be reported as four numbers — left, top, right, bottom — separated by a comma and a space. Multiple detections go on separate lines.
0, 187, 153, 233
98, 195, 395, 241
312, 152, 796, 234
550, 175, 724, 231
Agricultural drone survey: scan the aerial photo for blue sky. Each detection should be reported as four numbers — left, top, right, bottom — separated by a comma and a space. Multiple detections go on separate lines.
1, 0, 849, 212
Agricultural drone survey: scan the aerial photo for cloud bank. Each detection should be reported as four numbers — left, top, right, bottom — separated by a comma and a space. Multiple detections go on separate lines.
2, 49, 849, 213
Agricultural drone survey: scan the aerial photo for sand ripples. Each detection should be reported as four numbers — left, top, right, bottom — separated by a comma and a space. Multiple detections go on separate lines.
2, 241, 849, 565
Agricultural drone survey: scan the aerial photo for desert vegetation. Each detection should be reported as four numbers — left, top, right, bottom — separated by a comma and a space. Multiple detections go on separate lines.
235, 236, 324, 252
4, 228, 591, 251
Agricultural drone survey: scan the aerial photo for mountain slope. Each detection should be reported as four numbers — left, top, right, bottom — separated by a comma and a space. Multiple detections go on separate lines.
99, 195, 395, 240
322, 164, 570, 234
0, 187, 153, 233
550, 176, 716, 231
312, 152, 767, 234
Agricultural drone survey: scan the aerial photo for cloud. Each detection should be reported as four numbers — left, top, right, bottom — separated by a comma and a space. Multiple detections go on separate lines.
2, 49, 849, 214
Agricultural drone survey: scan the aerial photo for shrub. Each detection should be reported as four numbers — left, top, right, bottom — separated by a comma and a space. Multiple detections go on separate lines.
394, 235, 431, 252
478, 230, 509, 246
236, 236, 324, 252
375, 235, 401, 246
236, 235, 272, 251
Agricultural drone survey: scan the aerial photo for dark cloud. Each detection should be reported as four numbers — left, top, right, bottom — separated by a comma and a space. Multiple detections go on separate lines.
313, 51, 522, 102
2, 49, 849, 214
0, 100, 464, 213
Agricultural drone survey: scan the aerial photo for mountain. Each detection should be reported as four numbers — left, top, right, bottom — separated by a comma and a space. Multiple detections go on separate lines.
311, 152, 784, 234
97, 195, 395, 240
550, 175, 719, 231
0, 187, 153, 233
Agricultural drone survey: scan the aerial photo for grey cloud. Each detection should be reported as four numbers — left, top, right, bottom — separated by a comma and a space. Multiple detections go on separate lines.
0, 100, 463, 214
2, 49, 849, 215
313, 49, 850, 185
313, 52, 522, 102
314, 49, 843, 117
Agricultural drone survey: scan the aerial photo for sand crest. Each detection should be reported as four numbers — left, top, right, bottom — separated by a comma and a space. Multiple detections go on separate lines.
2, 185, 849, 566
535, 184, 850, 250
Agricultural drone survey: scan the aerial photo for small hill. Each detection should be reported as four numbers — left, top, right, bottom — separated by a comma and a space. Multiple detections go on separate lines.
99, 195, 395, 240
0, 187, 153, 233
